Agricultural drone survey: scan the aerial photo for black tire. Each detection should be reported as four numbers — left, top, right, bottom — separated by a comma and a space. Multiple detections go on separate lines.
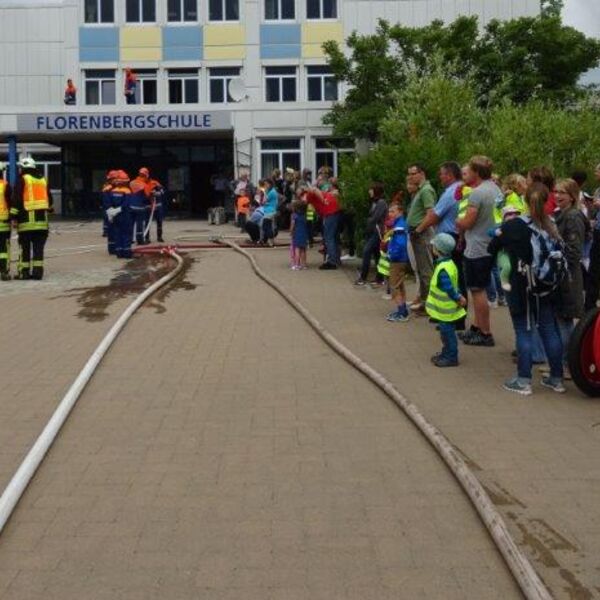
568, 308, 600, 397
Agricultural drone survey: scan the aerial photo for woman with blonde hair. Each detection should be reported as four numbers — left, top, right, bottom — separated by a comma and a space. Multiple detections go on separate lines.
554, 178, 588, 376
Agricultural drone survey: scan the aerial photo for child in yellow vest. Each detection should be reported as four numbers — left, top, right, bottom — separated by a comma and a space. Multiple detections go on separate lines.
426, 233, 467, 367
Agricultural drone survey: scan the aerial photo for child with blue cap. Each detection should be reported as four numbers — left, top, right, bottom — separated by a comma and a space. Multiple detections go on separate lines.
426, 233, 468, 367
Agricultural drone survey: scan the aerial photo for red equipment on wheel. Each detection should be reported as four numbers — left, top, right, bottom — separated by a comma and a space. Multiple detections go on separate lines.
568, 308, 600, 397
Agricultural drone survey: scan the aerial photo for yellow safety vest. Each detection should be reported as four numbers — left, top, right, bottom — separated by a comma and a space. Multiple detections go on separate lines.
23, 174, 49, 211
377, 253, 390, 277
506, 191, 528, 215
457, 185, 472, 220
0, 181, 8, 221
426, 258, 467, 323
306, 203, 316, 222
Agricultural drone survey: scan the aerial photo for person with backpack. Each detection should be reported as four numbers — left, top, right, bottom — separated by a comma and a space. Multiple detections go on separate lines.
488, 183, 567, 395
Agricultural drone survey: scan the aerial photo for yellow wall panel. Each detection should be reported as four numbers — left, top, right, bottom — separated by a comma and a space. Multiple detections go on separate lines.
301, 22, 343, 45
204, 45, 246, 60
204, 24, 245, 47
121, 46, 161, 61
302, 44, 326, 58
121, 26, 161, 48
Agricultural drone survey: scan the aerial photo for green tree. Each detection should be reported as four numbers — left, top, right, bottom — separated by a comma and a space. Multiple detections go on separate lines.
324, 15, 600, 140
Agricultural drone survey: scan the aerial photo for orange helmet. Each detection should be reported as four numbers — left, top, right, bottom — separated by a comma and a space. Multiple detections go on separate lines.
115, 170, 130, 183
138, 167, 150, 178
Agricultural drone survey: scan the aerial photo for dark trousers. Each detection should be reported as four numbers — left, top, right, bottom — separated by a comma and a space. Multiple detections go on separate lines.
148, 203, 164, 242
439, 322, 459, 362
237, 212, 247, 230
114, 212, 133, 258
585, 229, 600, 310
360, 231, 382, 281
245, 221, 261, 243
132, 209, 148, 245
340, 211, 356, 256
261, 217, 274, 243
0, 230, 10, 274
18, 229, 48, 279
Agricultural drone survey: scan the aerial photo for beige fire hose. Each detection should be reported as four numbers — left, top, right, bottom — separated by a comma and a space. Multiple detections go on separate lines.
223, 238, 551, 600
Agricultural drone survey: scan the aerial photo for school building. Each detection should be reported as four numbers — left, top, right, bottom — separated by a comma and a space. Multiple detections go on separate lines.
0, 0, 539, 216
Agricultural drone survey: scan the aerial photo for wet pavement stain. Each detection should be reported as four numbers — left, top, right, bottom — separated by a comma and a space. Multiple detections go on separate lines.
482, 482, 527, 509
51, 255, 196, 321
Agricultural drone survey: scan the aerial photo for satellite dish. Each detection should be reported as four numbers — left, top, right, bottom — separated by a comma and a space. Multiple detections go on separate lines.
228, 78, 248, 102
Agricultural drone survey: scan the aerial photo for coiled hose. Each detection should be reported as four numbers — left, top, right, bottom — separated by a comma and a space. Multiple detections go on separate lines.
222, 238, 552, 600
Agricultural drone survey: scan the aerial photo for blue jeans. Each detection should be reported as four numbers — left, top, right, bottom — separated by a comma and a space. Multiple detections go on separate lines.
323, 213, 341, 265
511, 301, 563, 381
439, 322, 458, 362
486, 265, 505, 302
359, 231, 382, 281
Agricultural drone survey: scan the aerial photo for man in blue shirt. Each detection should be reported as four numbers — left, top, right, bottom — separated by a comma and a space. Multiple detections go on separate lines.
414, 161, 461, 236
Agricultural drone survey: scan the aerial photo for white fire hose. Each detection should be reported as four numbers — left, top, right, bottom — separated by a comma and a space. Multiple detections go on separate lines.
0, 248, 184, 534
223, 239, 552, 600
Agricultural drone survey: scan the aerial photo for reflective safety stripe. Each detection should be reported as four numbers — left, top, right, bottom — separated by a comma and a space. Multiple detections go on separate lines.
0, 181, 8, 220
32, 260, 44, 267
425, 258, 467, 322
306, 204, 316, 221
377, 254, 390, 277
23, 174, 49, 211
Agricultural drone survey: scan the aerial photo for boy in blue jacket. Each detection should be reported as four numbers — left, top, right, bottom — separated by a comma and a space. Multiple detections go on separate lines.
386, 203, 411, 322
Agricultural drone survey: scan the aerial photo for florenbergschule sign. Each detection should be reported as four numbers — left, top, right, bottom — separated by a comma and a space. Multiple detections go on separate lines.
16, 111, 232, 134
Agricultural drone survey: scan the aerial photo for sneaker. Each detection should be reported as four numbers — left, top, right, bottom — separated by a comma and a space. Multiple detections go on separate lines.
488, 299, 499, 309
503, 378, 532, 396
381, 293, 392, 300
538, 365, 550, 375
409, 302, 423, 311
463, 332, 495, 347
386, 311, 410, 323
411, 307, 428, 317
433, 356, 459, 367
354, 279, 366, 286
319, 262, 337, 270
430, 353, 442, 364
541, 377, 566, 393
369, 281, 384, 288
340, 254, 354, 261
498, 297, 508, 307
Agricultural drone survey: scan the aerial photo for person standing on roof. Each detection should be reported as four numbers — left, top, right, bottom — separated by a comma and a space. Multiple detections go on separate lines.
64, 79, 77, 105
10, 157, 52, 280
124, 69, 137, 104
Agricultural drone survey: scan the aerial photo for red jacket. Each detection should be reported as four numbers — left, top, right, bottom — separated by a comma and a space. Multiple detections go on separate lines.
306, 190, 340, 217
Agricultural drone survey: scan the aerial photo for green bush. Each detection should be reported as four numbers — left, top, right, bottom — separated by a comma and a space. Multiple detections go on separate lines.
339, 69, 600, 246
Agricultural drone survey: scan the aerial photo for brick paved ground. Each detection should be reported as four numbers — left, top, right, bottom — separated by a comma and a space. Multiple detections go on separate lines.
0, 220, 597, 598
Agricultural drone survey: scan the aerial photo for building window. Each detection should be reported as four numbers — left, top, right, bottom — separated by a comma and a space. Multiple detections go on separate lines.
126, 0, 156, 22
265, 67, 296, 102
134, 69, 158, 104
169, 69, 199, 104
265, 0, 294, 20
85, 69, 116, 105
84, 0, 114, 23
315, 138, 353, 176
307, 66, 338, 101
209, 0, 239, 21
168, 0, 197, 21
209, 67, 240, 103
306, 0, 336, 19
260, 139, 302, 177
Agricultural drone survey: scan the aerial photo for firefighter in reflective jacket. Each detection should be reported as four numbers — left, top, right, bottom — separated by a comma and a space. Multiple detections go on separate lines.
10, 157, 52, 280
0, 162, 11, 280
102, 170, 118, 253
130, 167, 150, 245
105, 171, 133, 259
144, 174, 165, 243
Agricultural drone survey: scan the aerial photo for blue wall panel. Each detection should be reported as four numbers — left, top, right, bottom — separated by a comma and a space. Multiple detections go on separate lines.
162, 26, 203, 61
79, 27, 119, 62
